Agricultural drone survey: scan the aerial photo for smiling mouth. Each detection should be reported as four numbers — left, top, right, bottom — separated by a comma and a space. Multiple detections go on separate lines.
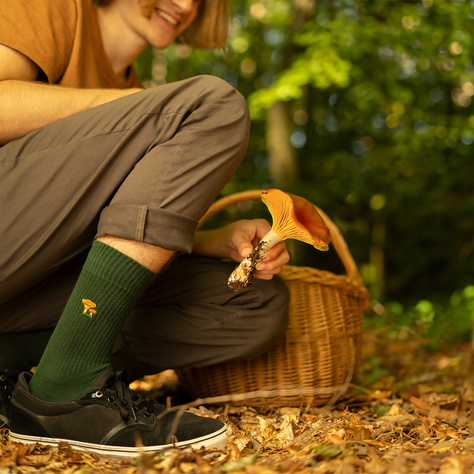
156, 9, 179, 27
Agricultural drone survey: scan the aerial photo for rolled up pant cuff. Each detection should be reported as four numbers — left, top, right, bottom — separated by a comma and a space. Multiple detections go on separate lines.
96, 204, 198, 254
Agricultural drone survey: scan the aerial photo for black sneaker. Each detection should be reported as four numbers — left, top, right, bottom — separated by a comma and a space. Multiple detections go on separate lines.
8, 368, 227, 458
0, 368, 24, 427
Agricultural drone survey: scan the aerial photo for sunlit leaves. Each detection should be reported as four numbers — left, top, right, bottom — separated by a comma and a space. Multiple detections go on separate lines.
249, 46, 351, 118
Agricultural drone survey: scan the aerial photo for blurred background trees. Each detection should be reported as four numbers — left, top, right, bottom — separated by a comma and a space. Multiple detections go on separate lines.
136, 0, 474, 346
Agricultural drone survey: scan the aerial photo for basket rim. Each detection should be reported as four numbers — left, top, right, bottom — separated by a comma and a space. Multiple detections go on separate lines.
280, 264, 369, 297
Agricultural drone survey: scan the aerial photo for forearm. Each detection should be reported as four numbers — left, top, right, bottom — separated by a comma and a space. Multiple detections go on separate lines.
192, 230, 228, 259
0, 80, 142, 145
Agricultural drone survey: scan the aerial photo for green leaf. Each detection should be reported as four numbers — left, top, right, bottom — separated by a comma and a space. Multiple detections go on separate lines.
220, 454, 259, 472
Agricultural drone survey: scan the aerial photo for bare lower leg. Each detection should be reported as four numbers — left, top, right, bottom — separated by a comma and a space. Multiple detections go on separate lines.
96, 235, 175, 273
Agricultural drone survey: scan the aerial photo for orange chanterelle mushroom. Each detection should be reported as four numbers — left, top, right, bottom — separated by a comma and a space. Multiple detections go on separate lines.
82, 298, 97, 316
228, 189, 331, 292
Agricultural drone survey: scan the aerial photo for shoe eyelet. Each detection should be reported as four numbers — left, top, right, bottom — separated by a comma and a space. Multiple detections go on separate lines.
92, 391, 103, 398
0, 375, 6, 382
107, 396, 116, 403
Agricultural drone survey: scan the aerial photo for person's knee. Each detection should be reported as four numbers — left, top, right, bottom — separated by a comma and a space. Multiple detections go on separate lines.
194, 75, 249, 117
192, 75, 250, 143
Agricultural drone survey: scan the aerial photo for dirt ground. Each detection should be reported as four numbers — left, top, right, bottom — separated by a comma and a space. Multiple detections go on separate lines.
1, 328, 473, 473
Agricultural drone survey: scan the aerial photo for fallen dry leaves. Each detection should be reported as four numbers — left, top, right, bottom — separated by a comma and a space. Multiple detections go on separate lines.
1, 330, 473, 473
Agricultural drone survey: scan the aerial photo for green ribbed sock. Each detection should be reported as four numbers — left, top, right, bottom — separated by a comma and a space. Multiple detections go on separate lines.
29, 241, 156, 403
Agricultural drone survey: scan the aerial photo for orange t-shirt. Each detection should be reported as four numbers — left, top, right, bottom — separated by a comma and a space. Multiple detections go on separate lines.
0, 0, 142, 89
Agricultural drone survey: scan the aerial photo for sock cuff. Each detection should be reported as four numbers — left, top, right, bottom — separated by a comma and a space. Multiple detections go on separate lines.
83, 241, 157, 297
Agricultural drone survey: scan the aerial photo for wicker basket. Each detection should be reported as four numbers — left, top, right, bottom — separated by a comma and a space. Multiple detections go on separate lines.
176, 190, 369, 408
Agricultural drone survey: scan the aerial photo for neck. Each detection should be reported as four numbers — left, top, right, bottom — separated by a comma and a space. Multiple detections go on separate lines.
96, 3, 147, 78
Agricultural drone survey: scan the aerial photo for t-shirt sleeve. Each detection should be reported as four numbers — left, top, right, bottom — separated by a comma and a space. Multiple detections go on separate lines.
0, 0, 76, 83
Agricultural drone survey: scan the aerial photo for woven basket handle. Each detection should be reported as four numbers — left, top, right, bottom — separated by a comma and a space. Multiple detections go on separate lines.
199, 190, 364, 288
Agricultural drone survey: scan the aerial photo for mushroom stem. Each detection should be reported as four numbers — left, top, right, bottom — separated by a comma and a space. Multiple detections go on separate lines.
227, 230, 282, 292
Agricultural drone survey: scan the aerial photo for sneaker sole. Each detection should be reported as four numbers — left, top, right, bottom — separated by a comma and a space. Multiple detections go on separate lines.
9, 426, 227, 459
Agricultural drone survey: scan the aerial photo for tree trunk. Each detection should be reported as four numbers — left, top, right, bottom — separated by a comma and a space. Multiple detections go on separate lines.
265, 0, 315, 187
266, 101, 298, 186
370, 215, 387, 299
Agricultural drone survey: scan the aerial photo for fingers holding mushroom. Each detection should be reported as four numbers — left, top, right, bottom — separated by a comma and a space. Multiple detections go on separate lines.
253, 240, 290, 279
227, 189, 331, 292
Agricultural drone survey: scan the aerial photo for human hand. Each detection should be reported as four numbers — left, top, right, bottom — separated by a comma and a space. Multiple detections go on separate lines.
193, 219, 290, 280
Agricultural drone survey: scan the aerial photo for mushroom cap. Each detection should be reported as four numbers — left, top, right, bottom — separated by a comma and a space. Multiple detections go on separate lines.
261, 189, 331, 250
82, 299, 96, 308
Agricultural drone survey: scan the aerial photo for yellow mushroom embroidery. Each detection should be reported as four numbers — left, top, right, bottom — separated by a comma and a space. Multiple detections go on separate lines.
82, 299, 97, 318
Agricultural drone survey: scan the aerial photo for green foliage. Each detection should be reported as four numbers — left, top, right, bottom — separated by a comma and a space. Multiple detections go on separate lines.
360, 357, 392, 388
370, 285, 474, 347
311, 444, 344, 459
248, 34, 352, 118
219, 454, 258, 472
134, 0, 474, 344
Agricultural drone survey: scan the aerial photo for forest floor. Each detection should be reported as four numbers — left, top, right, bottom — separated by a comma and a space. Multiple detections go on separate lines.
1, 327, 473, 474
